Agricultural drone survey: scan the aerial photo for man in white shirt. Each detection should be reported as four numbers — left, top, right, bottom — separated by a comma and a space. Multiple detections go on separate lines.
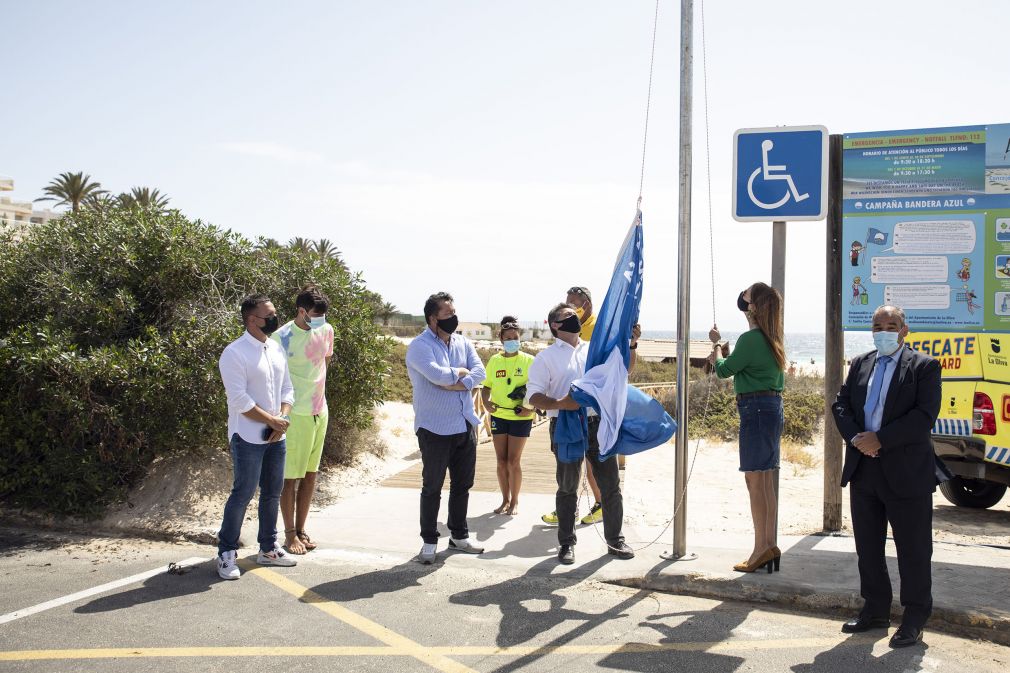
216, 294, 298, 580
525, 303, 634, 565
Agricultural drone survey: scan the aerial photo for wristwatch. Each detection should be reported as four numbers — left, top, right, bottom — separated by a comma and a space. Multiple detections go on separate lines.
280, 414, 291, 421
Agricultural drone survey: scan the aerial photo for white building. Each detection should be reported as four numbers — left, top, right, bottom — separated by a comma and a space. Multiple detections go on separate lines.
0, 177, 59, 236
457, 322, 492, 341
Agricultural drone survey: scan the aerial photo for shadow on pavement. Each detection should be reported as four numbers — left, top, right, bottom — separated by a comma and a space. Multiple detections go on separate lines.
449, 556, 685, 673
73, 559, 218, 613
932, 502, 1010, 541
479, 525, 559, 560
597, 603, 749, 673
791, 635, 930, 671
469, 511, 512, 544
308, 558, 442, 603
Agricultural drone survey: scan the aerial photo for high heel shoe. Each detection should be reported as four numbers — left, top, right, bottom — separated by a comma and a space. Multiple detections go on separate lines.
733, 547, 777, 574
771, 545, 781, 572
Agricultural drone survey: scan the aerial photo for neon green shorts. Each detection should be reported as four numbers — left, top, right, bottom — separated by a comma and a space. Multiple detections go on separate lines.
284, 411, 328, 479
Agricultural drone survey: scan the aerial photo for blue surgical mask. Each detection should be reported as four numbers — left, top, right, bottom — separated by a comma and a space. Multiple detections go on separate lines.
873, 331, 901, 356
308, 315, 326, 329
502, 339, 520, 354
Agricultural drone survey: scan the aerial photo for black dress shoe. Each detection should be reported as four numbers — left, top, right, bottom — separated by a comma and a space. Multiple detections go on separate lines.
558, 545, 575, 565
607, 542, 635, 559
889, 626, 923, 648
841, 615, 890, 633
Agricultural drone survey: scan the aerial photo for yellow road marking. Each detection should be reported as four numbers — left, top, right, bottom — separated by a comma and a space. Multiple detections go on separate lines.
242, 563, 477, 673
0, 637, 864, 662
0, 647, 397, 661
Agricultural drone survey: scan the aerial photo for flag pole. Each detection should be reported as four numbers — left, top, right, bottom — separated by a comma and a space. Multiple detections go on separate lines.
662, 0, 696, 562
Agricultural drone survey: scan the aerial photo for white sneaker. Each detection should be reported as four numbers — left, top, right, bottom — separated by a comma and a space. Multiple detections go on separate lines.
418, 543, 437, 565
217, 550, 240, 580
257, 543, 297, 567
449, 538, 484, 554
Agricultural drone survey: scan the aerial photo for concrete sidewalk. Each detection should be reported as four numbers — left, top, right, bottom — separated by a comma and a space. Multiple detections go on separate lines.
275, 483, 1010, 646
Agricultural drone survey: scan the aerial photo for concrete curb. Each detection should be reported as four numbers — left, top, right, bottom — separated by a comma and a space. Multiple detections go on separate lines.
613, 570, 1010, 646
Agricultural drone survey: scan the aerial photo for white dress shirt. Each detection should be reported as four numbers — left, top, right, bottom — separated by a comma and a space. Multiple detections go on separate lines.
524, 338, 595, 418
219, 331, 295, 443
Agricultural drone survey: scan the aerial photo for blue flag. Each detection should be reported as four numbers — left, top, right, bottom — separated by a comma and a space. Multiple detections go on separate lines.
553, 210, 676, 463
867, 228, 889, 245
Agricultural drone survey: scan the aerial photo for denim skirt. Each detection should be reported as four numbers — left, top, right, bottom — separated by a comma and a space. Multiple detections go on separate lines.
737, 394, 783, 472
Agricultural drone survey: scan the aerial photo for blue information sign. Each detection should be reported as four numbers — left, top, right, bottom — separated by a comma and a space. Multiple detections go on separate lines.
733, 125, 828, 221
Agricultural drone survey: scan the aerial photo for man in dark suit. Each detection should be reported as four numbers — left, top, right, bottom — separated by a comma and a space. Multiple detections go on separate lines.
831, 305, 941, 648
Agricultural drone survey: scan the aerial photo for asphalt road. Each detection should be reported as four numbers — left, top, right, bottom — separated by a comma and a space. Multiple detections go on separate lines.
1, 528, 1007, 673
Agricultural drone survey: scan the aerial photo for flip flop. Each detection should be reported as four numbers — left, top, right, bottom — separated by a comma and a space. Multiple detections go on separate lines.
296, 529, 317, 551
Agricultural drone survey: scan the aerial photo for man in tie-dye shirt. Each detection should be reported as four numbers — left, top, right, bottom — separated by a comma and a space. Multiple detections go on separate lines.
271, 285, 334, 554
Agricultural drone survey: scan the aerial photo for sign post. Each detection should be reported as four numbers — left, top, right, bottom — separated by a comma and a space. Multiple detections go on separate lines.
734, 124, 829, 542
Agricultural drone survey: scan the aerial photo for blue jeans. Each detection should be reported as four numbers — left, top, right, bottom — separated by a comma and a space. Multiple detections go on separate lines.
217, 433, 286, 554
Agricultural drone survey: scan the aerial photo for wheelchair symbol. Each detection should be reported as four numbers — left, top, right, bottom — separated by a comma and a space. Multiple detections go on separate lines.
747, 139, 810, 210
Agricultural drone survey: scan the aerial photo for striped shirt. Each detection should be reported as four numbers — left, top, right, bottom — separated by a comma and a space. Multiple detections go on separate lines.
406, 328, 486, 435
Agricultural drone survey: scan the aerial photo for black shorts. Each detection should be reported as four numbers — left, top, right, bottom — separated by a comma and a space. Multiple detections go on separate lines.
490, 416, 533, 438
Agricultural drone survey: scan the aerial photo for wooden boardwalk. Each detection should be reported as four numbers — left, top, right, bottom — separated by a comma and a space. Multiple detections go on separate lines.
381, 421, 559, 494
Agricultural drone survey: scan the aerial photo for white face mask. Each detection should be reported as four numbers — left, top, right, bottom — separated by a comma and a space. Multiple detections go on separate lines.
872, 331, 901, 356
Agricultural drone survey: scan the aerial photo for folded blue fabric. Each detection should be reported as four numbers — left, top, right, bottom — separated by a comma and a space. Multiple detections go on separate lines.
554, 402, 588, 464
560, 386, 675, 460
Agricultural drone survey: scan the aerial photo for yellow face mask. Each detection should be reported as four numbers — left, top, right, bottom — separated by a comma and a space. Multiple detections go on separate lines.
574, 304, 586, 320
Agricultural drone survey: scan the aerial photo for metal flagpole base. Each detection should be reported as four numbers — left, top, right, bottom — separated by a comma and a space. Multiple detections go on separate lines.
659, 550, 698, 561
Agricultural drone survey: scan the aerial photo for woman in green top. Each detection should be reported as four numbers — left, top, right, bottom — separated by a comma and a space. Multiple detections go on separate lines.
480, 316, 536, 516
709, 282, 786, 574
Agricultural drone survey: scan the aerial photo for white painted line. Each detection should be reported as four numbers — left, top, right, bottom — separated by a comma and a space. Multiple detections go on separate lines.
0, 557, 209, 626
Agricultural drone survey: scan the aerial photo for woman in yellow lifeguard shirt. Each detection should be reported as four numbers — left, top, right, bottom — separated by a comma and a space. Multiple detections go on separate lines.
480, 316, 536, 515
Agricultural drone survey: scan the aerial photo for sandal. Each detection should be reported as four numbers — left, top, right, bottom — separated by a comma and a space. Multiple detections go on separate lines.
296, 529, 317, 551
283, 528, 307, 555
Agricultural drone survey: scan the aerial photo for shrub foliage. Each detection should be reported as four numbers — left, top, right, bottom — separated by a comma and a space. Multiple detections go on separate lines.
655, 370, 826, 444
0, 208, 388, 517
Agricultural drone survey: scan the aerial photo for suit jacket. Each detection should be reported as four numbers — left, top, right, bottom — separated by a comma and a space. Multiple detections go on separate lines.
831, 345, 942, 498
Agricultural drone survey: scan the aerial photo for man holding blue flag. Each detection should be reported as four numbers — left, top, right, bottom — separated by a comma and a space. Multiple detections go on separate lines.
525, 303, 634, 565
526, 210, 675, 565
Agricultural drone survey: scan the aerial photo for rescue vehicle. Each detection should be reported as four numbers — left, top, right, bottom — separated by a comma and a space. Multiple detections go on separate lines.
906, 332, 1010, 508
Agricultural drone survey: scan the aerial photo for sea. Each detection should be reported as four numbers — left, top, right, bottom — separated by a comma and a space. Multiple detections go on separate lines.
642, 330, 876, 368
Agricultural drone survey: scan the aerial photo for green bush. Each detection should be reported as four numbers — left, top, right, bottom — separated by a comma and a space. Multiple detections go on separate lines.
383, 340, 413, 403
628, 359, 677, 384
654, 370, 826, 444
0, 207, 388, 517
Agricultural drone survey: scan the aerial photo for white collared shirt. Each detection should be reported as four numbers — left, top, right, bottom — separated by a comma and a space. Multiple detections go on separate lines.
525, 338, 595, 417
219, 331, 295, 443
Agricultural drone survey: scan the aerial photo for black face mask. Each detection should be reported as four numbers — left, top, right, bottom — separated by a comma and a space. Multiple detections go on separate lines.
556, 314, 581, 335
737, 292, 750, 313
261, 315, 279, 335
436, 315, 459, 334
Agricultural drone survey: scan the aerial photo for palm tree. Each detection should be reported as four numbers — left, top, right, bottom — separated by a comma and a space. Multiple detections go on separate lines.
378, 301, 398, 326
126, 187, 170, 212
312, 238, 339, 260
288, 237, 312, 254
255, 237, 282, 251
85, 193, 120, 214
35, 172, 106, 213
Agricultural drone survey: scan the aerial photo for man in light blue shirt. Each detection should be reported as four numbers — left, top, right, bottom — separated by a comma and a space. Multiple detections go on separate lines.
405, 291, 486, 563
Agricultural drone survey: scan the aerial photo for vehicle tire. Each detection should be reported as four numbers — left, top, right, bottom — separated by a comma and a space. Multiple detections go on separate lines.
938, 476, 1007, 509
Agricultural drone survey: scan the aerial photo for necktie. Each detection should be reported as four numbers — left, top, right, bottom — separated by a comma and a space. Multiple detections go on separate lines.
863, 355, 892, 426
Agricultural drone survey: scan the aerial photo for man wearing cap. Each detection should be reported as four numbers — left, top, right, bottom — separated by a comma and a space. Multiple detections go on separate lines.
567, 286, 597, 342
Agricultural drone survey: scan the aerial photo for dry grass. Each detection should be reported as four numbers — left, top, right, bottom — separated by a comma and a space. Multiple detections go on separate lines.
781, 439, 820, 471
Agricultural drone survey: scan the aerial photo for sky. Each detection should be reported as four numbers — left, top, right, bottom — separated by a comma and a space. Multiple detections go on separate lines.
4, 0, 1010, 333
